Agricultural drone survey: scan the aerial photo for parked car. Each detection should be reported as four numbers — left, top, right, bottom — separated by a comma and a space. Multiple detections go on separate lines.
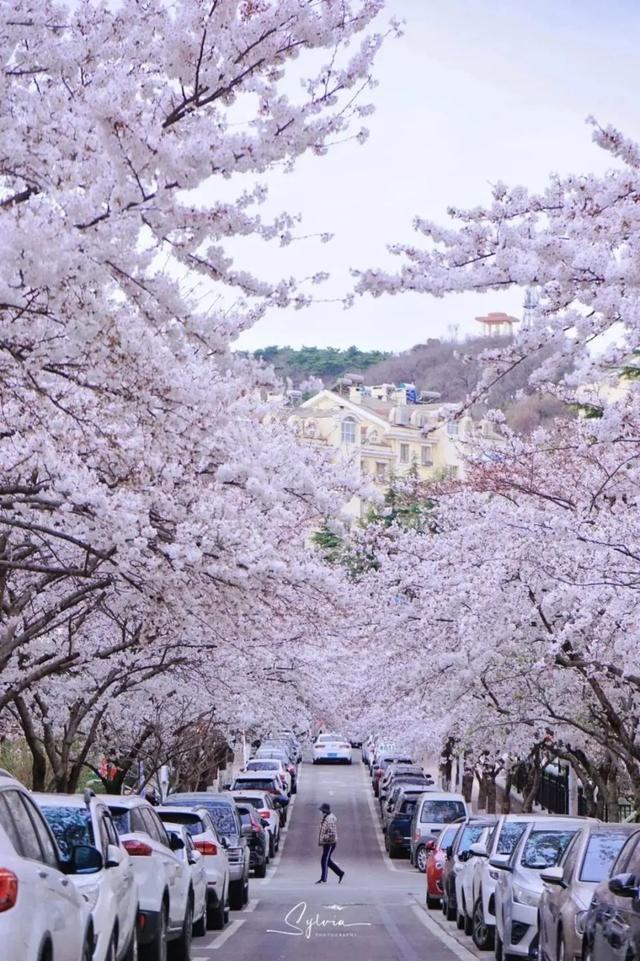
164, 824, 208, 938
312, 734, 352, 765
379, 765, 429, 811
167, 792, 250, 911
462, 813, 537, 951
230, 791, 281, 858
253, 748, 298, 793
234, 802, 269, 877
381, 776, 435, 825
267, 732, 302, 764
410, 791, 469, 870
426, 824, 460, 908
245, 758, 291, 795
384, 788, 430, 858
456, 823, 496, 933
491, 816, 587, 961
35, 790, 138, 961
229, 772, 290, 825
157, 805, 230, 930
0, 772, 97, 961
105, 794, 195, 961
565, 825, 640, 961
372, 753, 415, 796
442, 818, 497, 925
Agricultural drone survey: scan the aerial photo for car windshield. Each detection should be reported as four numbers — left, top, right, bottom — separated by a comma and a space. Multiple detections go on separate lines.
41, 806, 95, 860
168, 797, 238, 837
248, 761, 279, 771
496, 822, 528, 855
420, 800, 466, 824
232, 796, 264, 810
520, 830, 577, 869
580, 833, 631, 882
401, 800, 417, 814
458, 825, 487, 853
158, 812, 205, 836
439, 825, 459, 848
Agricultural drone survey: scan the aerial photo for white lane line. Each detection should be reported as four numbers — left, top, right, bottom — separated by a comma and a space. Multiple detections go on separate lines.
361, 760, 401, 872
411, 904, 479, 961
202, 918, 245, 951
244, 898, 259, 912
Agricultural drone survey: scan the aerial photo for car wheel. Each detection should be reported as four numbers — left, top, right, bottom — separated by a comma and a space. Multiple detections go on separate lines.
168, 896, 193, 961
558, 929, 566, 961
426, 892, 440, 910
193, 904, 207, 938
141, 903, 168, 961
229, 879, 245, 911
473, 898, 494, 951
446, 897, 457, 922
457, 909, 465, 930
255, 856, 267, 878
105, 930, 118, 961
388, 842, 402, 859
242, 877, 250, 906
495, 929, 504, 961
416, 845, 428, 873
208, 895, 226, 931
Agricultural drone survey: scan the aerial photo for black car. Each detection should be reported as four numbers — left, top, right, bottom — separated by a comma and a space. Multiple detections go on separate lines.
385, 790, 427, 858
235, 802, 269, 878
584, 828, 640, 961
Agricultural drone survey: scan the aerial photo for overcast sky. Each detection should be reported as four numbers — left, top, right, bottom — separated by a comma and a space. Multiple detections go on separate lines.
231, 0, 640, 353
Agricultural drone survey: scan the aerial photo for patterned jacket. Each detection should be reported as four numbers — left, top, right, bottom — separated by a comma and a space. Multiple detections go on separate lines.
319, 812, 338, 845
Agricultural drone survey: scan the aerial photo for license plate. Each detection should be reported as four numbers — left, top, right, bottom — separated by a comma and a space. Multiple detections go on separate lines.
328, 752, 337, 757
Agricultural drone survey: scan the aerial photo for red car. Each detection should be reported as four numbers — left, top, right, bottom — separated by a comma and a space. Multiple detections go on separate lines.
426, 824, 459, 909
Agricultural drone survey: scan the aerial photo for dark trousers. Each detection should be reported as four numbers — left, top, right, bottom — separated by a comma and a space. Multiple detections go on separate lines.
320, 843, 343, 881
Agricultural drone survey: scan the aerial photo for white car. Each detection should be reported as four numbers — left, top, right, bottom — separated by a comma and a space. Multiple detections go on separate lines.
164, 824, 207, 938
245, 758, 291, 794
0, 772, 96, 961
157, 805, 230, 930
463, 814, 541, 951
312, 733, 352, 764
105, 794, 195, 961
493, 816, 587, 961
455, 823, 495, 935
35, 790, 138, 961
230, 790, 281, 858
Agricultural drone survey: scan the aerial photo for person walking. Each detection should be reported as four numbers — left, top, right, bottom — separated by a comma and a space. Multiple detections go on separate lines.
316, 802, 345, 884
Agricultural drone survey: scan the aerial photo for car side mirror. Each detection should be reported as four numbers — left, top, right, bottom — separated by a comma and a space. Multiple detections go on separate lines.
609, 873, 639, 898
188, 849, 201, 866
489, 858, 512, 872
260, 818, 270, 828
469, 842, 488, 858
105, 844, 124, 869
169, 834, 185, 852
425, 839, 436, 852
541, 866, 566, 887
241, 824, 253, 838
68, 844, 103, 875
221, 836, 229, 849
459, 850, 471, 862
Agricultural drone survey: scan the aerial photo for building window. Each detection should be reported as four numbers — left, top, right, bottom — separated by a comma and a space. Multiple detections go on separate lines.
400, 443, 410, 464
341, 417, 357, 444
375, 462, 387, 483
445, 465, 459, 480
447, 421, 459, 437
360, 425, 368, 445
421, 445, 433, 467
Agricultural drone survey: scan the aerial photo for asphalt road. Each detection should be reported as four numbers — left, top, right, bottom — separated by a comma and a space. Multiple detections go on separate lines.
192, 756, 481, 961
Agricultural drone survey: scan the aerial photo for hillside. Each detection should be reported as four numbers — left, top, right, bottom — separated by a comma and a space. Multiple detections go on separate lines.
251, 345, 390, 383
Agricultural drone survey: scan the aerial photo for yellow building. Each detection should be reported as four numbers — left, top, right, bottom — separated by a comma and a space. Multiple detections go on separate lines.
288, 384, 501, 516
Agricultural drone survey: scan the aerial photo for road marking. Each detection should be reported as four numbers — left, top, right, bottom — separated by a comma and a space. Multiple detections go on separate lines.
244, 898, 259, 912
411, 903, 479, 961
205, 918, 245, 951
361, 760, 401, 872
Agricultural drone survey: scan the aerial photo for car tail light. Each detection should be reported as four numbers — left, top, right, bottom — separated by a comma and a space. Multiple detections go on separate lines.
260, 810, 272, 819
123, 839, 153, 857
194, 840, 218, 856
0, 869, 17, 912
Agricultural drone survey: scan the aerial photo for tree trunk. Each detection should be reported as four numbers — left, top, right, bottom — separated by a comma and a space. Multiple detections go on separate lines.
486, 774, 497, 814
501, 770, 513, 814
462, 766, 474, 804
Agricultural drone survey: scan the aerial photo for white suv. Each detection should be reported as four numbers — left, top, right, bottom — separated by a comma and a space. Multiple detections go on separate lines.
0, 771, 95, 961
35, 790, 138, 961
105, 795, 195, 961
157, 805, 230, 930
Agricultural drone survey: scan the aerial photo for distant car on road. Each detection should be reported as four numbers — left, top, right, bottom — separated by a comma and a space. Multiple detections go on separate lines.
312, 734, 353, 765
